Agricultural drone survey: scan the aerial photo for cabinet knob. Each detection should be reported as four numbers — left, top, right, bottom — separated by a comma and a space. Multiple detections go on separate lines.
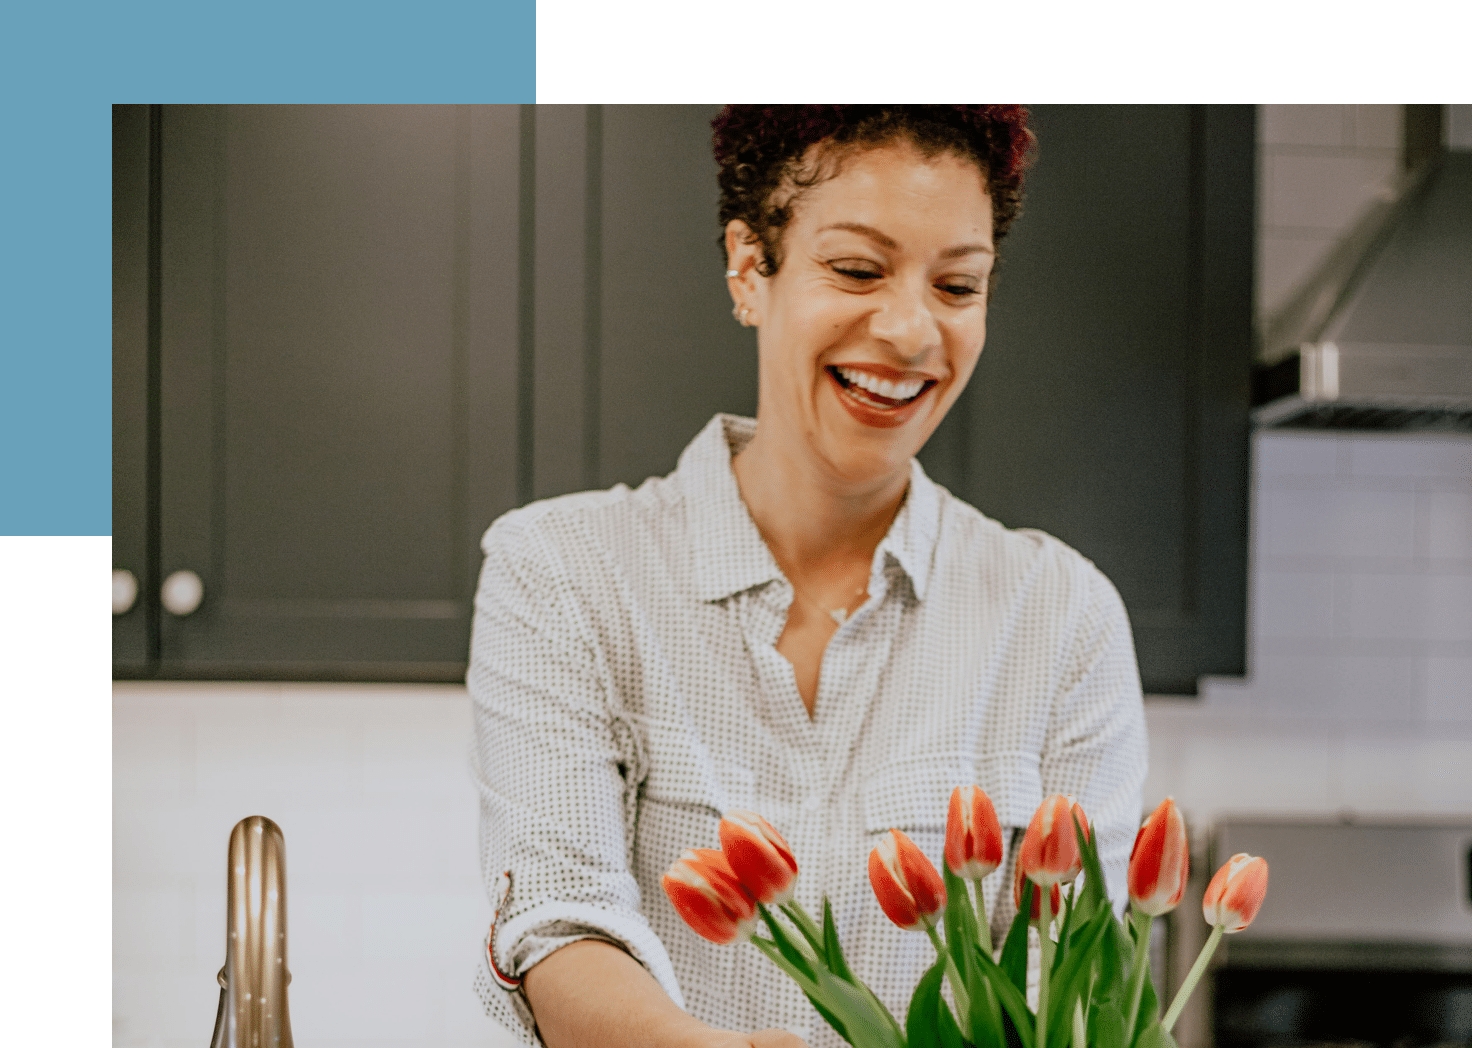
161, 570, 205, 616
113, 569, 139, 616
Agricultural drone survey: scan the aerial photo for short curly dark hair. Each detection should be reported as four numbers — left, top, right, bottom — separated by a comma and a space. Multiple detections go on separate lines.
712, 105, 1034, 279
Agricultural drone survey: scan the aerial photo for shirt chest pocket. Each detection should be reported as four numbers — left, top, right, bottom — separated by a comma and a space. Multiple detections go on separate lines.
861, 753, 1046, 861
860, 757, 963, 870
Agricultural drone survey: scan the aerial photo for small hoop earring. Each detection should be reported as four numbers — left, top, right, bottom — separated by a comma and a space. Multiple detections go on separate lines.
725, 269, 738, 278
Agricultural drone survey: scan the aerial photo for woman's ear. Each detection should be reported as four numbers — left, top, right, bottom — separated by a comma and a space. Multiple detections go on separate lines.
724, 220, 764, 328
724, 220, 761, 285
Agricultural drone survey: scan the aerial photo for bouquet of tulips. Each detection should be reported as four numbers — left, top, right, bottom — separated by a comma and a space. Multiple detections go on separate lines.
661, 792, 1268, 1048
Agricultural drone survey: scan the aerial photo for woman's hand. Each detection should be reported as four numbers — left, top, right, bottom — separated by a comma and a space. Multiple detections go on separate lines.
524, 940, 813, 1048
704, 1029, 811, 1048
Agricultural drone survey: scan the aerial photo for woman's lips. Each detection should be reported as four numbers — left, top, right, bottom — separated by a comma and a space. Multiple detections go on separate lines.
827, 366, 935, 429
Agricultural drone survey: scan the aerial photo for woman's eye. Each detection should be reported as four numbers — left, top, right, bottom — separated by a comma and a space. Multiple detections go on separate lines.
937, 281, 982, 298
831, 262, 881, 281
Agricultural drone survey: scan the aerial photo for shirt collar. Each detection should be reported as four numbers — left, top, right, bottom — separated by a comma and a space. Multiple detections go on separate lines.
681, 414, 940, 604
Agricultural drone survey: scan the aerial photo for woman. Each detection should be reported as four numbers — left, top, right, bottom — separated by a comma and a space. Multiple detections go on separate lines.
470, 105, 1146, 1048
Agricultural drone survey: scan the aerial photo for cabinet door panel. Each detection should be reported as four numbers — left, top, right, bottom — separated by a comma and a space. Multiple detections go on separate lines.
113, 104, 152, 673
154, 105, 520, 679
921, 105, 1251, 693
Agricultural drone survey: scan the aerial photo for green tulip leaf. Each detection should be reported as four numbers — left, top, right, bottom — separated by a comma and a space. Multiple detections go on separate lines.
943, 861, 979, 969
972, 943, 1036, 1048
1134, 1021, 1179, 1048
1000, 879, 1032, 997
758, 905, 816, 982
906, 960, 965, 1048
1045, 907, 1111, 1048
1088, 1000, 1127, 1048
822, 897, 856, 982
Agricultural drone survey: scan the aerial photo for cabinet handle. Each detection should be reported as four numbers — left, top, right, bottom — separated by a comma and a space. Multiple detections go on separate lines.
161, 570, 205, 616
113, 569, 139, 616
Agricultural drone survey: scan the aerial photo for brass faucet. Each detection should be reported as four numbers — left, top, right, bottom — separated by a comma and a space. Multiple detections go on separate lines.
209, 816, 294, 1048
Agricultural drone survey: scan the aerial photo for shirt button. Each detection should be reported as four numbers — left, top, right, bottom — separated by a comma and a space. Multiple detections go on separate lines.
790, 1024, 811, 1041
802, 794, 821, 813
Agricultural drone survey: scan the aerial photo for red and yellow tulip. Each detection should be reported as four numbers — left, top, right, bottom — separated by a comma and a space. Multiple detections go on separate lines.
661, 847, 758, 945
944, 785, 1003, 880
868, 829, 946, 931
1203, 852, 1269, 932
1128, 797, 1190, 917
719, 810, 798, 905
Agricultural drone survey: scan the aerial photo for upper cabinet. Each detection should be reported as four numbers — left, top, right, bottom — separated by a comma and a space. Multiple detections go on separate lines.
114, 105, 1251, 693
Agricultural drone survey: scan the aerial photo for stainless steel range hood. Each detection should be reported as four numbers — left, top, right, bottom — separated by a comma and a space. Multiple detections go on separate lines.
1252, 132, 1472, 431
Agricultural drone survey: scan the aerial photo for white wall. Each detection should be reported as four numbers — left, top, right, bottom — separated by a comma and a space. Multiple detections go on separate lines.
112, 683, 519, 1048
1145, 430, 1472, 831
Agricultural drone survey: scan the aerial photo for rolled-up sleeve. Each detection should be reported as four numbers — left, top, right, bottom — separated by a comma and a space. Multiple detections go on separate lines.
468, 509, 683, 1042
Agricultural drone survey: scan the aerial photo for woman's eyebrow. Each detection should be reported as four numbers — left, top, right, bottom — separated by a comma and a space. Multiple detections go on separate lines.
818, 222, 993, 260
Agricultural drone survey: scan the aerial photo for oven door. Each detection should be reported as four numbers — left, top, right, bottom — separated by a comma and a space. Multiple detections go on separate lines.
1192, 818, 1472, 1048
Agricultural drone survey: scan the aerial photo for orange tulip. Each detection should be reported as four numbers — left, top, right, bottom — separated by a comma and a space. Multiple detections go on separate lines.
1202, 853, 1268, 932
719, 810, 799, 905
1018, 794, 1088, 887
868, 829, 946, 931
661, 848, 758, 945
945, 786, 1004, 880
1013, 861, 1061, 921
1128, 797, 1190, 917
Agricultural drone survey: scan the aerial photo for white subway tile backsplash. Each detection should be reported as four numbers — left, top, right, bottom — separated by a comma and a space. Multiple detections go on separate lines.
1252, 570, 1338, 640
1338, 732, 1472, 815
1255, 432, 1343, 478
1426, 573, 1472, 642
1426, 658, 1472, 721
1428, 492, 1472, 560
1346, 434, 1472, 480
1259, 489, 1417, 560
1167, 720, 1337, 823
1344, 573, 1432, 641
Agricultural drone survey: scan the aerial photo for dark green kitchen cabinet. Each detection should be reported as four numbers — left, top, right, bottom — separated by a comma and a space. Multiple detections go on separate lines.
113, 105, 522, 679
114, 104, 1250, 693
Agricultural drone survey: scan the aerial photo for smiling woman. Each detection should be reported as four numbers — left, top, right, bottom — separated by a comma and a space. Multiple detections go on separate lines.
470, 105, 1148, 1048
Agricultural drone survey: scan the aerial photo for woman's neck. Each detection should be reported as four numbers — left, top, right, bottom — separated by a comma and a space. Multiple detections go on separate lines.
732, 424, 909, 590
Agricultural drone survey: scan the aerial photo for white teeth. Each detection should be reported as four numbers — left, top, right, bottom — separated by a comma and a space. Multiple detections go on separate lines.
836, 366, 925, 402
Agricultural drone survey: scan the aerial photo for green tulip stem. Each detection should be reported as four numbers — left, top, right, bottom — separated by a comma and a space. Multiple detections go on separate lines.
1162, 923, 1224, 1033
970, 879, 993, 956
1122, 908, 1153, 1037
925, 922, 972, 1034
1036, 885, 1055, 1048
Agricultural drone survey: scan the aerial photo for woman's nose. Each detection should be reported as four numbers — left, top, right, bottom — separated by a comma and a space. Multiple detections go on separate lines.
868, 283, 941, 360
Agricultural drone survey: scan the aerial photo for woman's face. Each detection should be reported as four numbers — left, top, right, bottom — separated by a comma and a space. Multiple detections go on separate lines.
730, 140, 995, 489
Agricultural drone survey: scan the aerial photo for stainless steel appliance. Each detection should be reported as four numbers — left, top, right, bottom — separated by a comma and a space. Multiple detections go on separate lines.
1206, 817, 1472, 1048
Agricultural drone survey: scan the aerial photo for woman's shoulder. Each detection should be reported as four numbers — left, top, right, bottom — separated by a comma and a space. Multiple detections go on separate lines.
479, 472, 688, 571
931, 486, 1122, 605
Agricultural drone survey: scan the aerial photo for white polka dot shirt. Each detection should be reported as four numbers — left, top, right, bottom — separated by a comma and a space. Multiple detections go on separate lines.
470, 414, 1147, 1046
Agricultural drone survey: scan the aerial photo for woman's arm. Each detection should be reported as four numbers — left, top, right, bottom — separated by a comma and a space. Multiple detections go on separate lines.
524, 940, 810, 1048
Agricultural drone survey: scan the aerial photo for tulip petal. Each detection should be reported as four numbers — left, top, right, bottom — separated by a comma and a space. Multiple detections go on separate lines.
869, 829, 945, 931
1203, 853, 1268, 932
945, 785, 1004, 880
661, 848, 756, 944
1128, 797, 1190, 917
719, 810, 799, 906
